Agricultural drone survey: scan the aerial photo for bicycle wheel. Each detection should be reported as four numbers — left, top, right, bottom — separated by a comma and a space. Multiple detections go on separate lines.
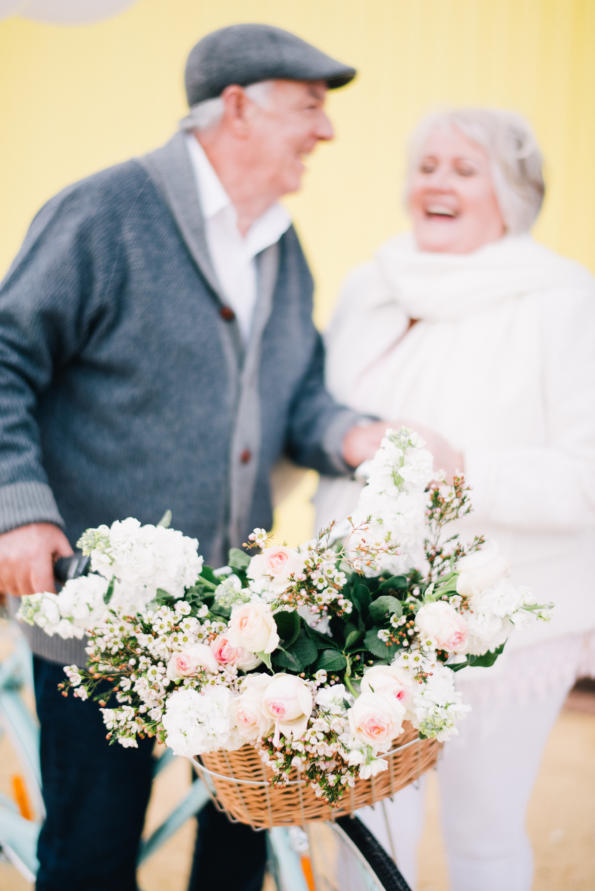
267, 816, 410, 891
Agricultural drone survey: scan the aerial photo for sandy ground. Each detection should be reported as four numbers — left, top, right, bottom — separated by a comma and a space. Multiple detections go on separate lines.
1, 633, 593, 891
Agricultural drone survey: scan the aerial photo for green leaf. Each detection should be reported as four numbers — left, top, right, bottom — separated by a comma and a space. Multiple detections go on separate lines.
103, 578, 115, 606
369, 595, 403, 623
273, 632, 319, 672
274, 610, 301, 647
363, 628, 398, 660
432, 572, 459, 599
316, 649, 347, 672
228, 548, 251, 572
349, 582, 371, 616
345, 627, 363, 649
378, 575, 409, 593
466, 644, 505, 668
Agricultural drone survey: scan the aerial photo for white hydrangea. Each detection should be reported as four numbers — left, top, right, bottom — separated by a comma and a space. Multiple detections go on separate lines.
315, 684, 350, 714
162, 686, 243, 757
18, 574, 109, 639
464, 578, 535, 655
80, 518, 203, 612
403, 656, 470, 741
346, 429, 433, 576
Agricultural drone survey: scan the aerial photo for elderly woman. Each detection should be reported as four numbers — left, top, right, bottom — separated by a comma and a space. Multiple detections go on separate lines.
315, 108, 595, 891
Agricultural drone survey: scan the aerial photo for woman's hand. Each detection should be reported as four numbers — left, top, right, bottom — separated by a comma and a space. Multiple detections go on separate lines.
400, 419, 465, 482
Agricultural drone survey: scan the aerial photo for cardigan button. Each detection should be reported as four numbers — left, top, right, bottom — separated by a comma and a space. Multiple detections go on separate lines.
239, 449, 252, 464
219, 306, 235, 322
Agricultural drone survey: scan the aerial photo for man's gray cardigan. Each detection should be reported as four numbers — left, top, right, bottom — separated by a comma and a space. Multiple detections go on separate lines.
0, 133, 361, 665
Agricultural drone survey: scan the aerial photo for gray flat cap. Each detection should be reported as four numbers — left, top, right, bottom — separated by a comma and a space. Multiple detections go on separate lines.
184, 23, 356, 106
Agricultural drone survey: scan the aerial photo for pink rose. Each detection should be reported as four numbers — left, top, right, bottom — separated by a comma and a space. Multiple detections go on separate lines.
348, 693, 405, 752
228, 600, 280, 654
210, 635, 262, 671
247, 546, 304, 591
166, 643, 218, 680
262, 674, 313, 740
415, 601, 468, 653
360, 664, 413, 707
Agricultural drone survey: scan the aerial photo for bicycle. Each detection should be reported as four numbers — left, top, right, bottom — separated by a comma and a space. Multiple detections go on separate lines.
0, 557, 412, 890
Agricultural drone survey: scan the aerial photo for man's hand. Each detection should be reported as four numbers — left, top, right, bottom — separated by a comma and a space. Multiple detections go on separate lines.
0, 523, 73, 597
342, 421, 392, 468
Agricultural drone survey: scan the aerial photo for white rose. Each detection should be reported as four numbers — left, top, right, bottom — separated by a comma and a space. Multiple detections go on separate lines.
166, 644, 218, 680
360, 664, 414, 707
262, 674, 313, 739
456, 543, 509, 597
415, 601, 469, 653
348, 693, 405, 753
228, 600, 280, 654
247, 546, 304, 591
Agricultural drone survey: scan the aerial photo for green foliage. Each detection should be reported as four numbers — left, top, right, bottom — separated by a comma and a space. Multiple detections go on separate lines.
364, 628, 398, 661
274, 610, 301, 648
466, 644, 505, 668
103, 578, 115, 606
316, 649, 348, 672
368, 595, 403, 623
228, 548, 251, 573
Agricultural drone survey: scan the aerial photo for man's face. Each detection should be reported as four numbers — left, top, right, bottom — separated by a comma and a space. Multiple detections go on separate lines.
247, 79, 334, 202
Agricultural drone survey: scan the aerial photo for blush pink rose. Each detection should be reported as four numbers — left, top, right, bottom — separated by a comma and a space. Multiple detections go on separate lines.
247, 546, 304, 591
228, 600, 280, 654
360, 664, 413, 707
233, 674, 274, 741
348, 693, 405, 753
415, 601, 469, 653
210, 635, 262, 671
262, 674, 313, 740
166, 643, 218, 680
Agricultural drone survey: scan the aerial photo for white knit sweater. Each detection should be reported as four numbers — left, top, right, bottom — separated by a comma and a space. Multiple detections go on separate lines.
316, 234, 595, 653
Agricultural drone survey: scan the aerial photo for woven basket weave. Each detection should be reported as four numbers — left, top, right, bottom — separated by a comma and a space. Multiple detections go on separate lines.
192, 721, 440, 828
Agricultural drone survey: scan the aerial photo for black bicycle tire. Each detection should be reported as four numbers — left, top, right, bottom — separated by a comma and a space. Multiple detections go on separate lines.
334, 815, 412, 891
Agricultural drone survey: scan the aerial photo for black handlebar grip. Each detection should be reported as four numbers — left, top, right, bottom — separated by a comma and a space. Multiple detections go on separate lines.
53, 554, 91, 584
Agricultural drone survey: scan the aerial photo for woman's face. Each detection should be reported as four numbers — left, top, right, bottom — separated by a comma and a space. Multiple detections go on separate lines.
407, 124, 506, 253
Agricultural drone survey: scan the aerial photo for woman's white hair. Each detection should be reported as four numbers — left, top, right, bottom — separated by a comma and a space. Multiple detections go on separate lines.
406, 108, 545, 233
179, 80, 274, 133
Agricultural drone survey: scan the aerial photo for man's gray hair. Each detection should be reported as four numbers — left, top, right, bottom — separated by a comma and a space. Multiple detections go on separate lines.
406, 108, 545, 233
179, 80, 274, 133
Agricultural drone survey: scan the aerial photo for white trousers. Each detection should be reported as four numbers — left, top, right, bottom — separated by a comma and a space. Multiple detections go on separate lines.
359, 652, 575, 890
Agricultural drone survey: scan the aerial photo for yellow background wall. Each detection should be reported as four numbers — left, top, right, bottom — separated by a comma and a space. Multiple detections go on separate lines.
1, 0, 594, 543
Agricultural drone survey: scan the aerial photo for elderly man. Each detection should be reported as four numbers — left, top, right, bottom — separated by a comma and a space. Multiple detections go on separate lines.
0, 23, 387, 891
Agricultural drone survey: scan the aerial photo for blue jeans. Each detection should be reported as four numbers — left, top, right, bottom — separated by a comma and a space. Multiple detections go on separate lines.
33, 655, 267, 891
33, 655, 155, 890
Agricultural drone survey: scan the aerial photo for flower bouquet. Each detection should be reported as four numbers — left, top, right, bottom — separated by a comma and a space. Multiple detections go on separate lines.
19, 430, 550, 827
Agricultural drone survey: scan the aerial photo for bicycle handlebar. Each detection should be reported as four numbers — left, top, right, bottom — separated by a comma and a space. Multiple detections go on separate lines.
53, 554, 91, 584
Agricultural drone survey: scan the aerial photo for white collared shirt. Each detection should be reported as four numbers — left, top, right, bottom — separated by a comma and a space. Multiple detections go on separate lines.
184, 133, 291, 342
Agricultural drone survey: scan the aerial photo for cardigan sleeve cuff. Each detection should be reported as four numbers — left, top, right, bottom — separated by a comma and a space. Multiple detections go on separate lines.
0, 481, 64, 535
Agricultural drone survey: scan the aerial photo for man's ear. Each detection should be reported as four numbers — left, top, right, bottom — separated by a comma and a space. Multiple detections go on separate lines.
221, 85, 252, 137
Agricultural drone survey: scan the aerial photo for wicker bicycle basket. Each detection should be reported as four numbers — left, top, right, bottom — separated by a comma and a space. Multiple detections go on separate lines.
191, 721, 441, 828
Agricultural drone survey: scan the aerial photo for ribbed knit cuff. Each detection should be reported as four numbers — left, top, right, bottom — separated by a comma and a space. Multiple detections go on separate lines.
0, 481, 64, 534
